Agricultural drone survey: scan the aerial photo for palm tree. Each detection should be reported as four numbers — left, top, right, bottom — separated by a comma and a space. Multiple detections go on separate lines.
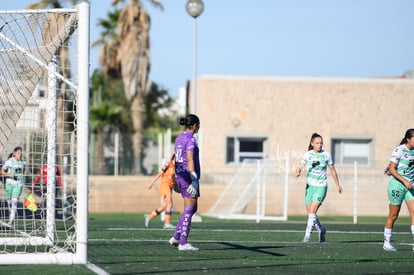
92, 9, 122, 79
99, 0, 163, 174
90, 68, 133, 174
90, 102, 123, 175
28, 0, 83, 167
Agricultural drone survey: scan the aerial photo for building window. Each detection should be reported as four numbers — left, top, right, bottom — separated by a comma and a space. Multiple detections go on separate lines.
226, 137, 266, 163
332, 138, 371, 166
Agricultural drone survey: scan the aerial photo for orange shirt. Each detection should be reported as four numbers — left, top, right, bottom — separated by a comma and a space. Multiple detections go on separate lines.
160, 161, 175, 188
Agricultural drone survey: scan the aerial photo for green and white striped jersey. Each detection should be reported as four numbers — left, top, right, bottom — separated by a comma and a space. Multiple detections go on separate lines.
300, 150, 334, 187
2, 157, 26, 185
390, 144, 414, 183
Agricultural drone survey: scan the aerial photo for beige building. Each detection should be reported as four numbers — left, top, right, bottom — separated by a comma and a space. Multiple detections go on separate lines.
89, 75, 413, 219
196, 75, 413, 173
191, 75, 414, 218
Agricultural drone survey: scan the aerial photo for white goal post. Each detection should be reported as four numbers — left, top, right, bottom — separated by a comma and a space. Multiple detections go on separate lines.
0, 3, 89, 264
203, 158, 289, 222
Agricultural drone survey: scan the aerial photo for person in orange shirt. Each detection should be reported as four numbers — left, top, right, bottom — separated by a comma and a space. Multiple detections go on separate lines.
144, 154, 176, 229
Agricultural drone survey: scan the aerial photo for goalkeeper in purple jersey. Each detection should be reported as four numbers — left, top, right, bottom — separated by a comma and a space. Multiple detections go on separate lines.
168, 114, 201, 251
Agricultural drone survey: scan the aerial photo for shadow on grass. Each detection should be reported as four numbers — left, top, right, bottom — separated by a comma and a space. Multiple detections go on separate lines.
213, 241, 287, 257
339, 240, 382, 244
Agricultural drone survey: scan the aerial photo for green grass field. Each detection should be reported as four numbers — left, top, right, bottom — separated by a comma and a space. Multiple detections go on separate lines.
2, 214, 414, 274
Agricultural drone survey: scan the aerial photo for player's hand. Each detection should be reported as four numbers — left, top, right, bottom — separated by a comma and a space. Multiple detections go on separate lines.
187, 184, 198, 196
295, 168, 301, 177
187, 172, 199, 196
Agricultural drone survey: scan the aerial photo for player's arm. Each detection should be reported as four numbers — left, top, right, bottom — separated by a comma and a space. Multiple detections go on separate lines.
33, 172, 41, 186
388, 161, 413, 189
186, 150, 199, 196
147, 171, 162, 189
295, 162, 304, 177
1, 165, 13, 179
186, 150, 195, 176
328, 165, 342, 194
55, 166, 63, 186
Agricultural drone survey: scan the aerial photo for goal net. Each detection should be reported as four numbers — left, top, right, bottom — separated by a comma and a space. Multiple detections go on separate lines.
203, 158, 289, 222
0, 3, 89, 264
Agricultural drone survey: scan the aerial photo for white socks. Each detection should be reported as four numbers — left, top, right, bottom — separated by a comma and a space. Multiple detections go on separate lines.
9, 198, 18, 224
384, 228, 392, 244
411, 225, 414, 241
305, 214, 323, 237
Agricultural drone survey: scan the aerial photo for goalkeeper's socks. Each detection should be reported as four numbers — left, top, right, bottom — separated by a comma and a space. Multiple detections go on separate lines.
179, 205, 196, 245
173, 213, 186, 240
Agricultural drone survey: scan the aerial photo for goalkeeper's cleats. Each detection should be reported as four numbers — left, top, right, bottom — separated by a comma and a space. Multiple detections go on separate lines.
178, 243, 199, 251
144, 214, 150, 228
163, 223, 175, 229
383, 243, 397, 252
319, 228, 326, 243
169, 237, 179, 246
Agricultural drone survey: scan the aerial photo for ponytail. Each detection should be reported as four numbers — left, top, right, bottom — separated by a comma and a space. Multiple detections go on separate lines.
308, 133, 322, 151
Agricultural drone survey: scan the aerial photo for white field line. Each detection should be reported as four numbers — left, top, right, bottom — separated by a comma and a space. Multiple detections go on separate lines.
85, 262, 110, 275
104, 227, 412, 235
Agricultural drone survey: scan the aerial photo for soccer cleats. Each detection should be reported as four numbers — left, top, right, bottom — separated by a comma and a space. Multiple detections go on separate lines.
169, 237, 179, 246
303, 228, 326, 243
178, 243, 199, 251
163, 223, 175, 229
383, 243, 397, 252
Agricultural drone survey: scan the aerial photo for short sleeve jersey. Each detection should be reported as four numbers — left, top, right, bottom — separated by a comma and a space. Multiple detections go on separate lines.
300, 150, 333, 187
390, 144, 414, 183
174, 131, 200, 178
3, 157, 26, 185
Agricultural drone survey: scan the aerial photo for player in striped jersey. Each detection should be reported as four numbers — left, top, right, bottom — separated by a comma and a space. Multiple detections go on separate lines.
383, 128, 414, 252
296, 133, 342, 243
2, 146, 27, 226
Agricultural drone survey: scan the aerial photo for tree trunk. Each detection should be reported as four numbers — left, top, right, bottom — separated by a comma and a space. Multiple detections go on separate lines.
131, 95, 143, 174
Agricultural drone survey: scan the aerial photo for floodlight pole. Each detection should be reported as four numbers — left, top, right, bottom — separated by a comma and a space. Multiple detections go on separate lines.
186, 0, 204, 114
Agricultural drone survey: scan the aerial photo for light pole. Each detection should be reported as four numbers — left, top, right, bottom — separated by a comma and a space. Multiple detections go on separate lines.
186, 0, 204, 114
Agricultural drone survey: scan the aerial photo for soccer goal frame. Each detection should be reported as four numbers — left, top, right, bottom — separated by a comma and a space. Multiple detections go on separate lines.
203, 158, 289, 223
0, 3, 89, 264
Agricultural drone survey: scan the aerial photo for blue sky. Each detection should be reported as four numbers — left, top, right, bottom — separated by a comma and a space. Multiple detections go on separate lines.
3, 0, 414, 97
